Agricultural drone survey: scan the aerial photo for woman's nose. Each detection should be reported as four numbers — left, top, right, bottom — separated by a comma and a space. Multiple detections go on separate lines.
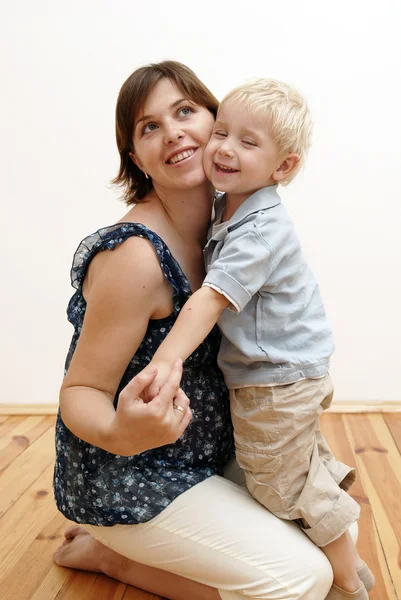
164, 122, 184, 145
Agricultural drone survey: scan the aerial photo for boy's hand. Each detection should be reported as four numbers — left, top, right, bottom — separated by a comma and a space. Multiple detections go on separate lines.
108, 359, 191, 456
145, 360, 178, 402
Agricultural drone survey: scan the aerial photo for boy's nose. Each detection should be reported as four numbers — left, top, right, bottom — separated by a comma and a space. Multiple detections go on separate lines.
218, 143, 234, 159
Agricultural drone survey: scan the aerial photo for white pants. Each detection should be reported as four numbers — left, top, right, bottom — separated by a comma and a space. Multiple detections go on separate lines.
87, 461, 358, 600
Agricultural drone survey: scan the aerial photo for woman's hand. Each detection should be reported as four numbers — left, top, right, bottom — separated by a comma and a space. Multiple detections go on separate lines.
106, 359, 192, 456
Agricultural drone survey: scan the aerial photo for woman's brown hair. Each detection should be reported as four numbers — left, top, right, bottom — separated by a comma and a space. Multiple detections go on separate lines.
112, 61, 219, 205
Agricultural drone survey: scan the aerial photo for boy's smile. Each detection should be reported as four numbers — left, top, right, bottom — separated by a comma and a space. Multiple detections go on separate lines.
214, 163, 239, 174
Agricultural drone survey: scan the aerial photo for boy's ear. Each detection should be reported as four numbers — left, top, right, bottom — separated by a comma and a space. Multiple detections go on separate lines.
273, 154, 300, 183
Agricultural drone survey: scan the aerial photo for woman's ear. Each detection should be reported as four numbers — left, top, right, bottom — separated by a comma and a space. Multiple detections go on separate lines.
129, 151, 142, 170
273, 154, 300, 183
129, 152, 149, 179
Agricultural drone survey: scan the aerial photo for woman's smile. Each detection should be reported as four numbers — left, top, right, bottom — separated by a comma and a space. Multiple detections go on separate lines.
165, 146, 199, 165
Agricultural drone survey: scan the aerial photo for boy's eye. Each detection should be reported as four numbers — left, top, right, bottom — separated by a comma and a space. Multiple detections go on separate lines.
214, 130, 227, 137
143, 122, 158, 134
242, 139, 256, 146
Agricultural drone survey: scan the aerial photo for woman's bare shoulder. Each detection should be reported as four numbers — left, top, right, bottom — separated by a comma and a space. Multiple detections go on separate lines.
85, 233, 166, 303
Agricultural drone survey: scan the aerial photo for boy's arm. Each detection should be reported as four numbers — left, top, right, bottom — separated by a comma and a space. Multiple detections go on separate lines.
148, 224, 276, 398
147, 286, 229, 397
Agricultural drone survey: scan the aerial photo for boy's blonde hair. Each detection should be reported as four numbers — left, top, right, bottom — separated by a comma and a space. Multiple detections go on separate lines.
222, 78, 313, 184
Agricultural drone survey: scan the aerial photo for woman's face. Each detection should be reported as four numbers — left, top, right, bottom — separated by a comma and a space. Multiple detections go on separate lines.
132, 78, 215, 193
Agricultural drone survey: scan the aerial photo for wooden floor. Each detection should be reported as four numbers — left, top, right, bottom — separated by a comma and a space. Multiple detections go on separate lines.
0, 414, 400, 599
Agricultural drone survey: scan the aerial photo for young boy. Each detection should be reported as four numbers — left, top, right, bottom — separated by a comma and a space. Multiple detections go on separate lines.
149, 79, 374, 599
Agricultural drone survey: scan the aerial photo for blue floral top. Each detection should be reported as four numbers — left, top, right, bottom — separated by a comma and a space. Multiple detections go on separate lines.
54, 224, 234, 526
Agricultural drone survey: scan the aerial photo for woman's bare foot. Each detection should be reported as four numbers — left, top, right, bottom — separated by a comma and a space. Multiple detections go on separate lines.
54, 525, 221, 600
53, 525, 123, 576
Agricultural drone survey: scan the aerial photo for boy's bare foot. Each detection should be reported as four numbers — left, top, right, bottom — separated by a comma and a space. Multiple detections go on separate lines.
53, 525, 123, 577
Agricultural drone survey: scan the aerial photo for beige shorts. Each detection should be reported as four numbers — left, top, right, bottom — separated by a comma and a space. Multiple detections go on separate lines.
230, 374, 360, 547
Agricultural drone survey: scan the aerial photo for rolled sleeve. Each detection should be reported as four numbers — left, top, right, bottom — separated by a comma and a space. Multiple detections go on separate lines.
203, 228, 275, 312
202, 282, 241, 313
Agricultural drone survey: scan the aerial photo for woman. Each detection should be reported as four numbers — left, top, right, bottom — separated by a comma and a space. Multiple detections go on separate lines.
53, 61, 334, 599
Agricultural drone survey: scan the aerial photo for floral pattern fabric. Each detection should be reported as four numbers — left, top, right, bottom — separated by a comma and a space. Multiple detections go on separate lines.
54, 223, 234, 526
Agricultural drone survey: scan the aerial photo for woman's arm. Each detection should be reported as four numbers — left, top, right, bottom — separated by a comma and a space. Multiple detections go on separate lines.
60, 236, 191, 456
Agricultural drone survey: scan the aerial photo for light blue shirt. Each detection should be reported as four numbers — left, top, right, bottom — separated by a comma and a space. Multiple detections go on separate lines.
203, 185, 334, 388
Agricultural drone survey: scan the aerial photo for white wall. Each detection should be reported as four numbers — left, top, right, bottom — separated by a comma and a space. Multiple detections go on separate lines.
1, 0, 400, 405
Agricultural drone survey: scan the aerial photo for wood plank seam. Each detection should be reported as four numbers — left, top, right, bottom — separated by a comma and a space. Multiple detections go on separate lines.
1, 402, 401, 415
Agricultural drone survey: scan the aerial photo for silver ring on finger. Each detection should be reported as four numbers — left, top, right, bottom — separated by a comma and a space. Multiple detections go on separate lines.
173, 404, 186, 418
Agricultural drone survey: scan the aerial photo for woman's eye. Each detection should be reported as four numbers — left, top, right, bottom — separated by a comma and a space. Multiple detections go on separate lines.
178, 106, 194, 117
143, 122, 158, 134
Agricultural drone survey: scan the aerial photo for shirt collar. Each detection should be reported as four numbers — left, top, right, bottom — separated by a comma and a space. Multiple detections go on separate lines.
208, 185, 281, 243
225, 185, 281, 229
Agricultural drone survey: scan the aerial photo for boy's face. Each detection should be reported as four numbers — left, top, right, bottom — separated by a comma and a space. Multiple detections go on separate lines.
203, 97, 283, 203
